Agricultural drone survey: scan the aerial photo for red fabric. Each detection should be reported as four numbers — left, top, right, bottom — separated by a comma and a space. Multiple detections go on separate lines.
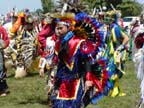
51, 34, 57, 41
55, 35, 84, 68
97, 60, 108, 88
86, 72, 102, 92
134, 33, 144, 49
38, 24, 55, 57
38, 35, 56, 58
63, 36, 83, 67
101, 69, 108, 88
80, 40, 95, 55
0, 26, 9, 48
38, 24, 54, 49
67, 35, 82, 57
119, 18, 124, 29
58, 79, 79, 99
97, 59, 106, 67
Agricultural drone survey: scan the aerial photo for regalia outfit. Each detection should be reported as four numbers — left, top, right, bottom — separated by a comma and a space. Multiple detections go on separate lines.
38, 21, 57, 103
13, 14, 40, 78
0, 26, 10, 95
105, 20, 127, 97
132, 27, 144, 108
51, 12, 108, 108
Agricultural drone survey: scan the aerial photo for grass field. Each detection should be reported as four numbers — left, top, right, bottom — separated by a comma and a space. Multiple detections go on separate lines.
0, 61, 141, 108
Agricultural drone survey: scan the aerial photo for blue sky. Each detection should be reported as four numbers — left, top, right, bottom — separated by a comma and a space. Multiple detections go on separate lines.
0, 0, 42, 14
0, 0, 143, 15
138, 0, 144, 3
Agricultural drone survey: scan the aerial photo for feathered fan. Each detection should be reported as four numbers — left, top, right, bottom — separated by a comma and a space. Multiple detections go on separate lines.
74, 12, 104, 49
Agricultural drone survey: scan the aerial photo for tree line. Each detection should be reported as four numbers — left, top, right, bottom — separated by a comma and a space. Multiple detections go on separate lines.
38, 0, 143, 17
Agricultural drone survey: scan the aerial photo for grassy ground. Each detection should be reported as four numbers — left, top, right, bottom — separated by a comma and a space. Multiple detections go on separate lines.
87, 61, 140, 108
0, 61, 141, 108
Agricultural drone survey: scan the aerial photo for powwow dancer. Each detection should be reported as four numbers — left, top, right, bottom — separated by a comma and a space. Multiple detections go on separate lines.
0, 26, 10, 96
47, 9, 110, 107
12, 14, 40, 78
3, 13, 18, 67
3, 12, 26, 67
38, 34, 57, 106
38, 14, 57, 105
104, 10, 129, 97
132, 27, 144, 108
130, 20, 141, 59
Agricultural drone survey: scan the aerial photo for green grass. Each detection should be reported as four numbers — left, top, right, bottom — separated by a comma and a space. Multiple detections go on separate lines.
0, 61, 141, 108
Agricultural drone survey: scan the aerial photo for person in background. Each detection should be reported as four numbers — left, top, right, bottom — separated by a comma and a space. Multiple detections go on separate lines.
106, 11, 129, 97
0, 26, 10, 96
132, 27, 144, 108
38, 15, 57, 106
38, 14, 56, 77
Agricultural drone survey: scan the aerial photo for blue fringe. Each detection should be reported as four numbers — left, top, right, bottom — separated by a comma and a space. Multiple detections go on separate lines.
61, 31, 74, 45
91, 93, 103, 104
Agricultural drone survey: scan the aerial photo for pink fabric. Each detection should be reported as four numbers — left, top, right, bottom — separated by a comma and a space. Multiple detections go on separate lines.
0, 26, 9, 48
119, 19, 124, 29
38, 24, 55, 57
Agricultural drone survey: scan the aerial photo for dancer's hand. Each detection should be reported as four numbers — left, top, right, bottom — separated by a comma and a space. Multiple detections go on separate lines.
117, 45, 125, 51
0, 45, 4, 50
39, 68, 44, 77
85, 80, 93, 91
0, 40, 5, 50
